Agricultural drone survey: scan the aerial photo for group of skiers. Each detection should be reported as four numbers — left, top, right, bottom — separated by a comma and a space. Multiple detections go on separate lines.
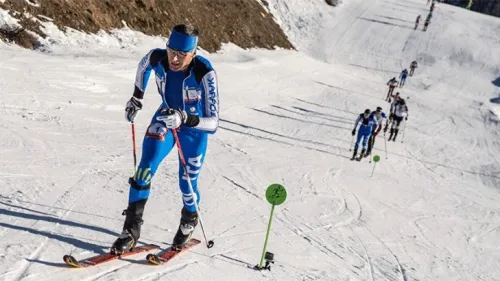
101, 0, 433, 256
385, 61, 417, 101
350, 60, 415, 161
416, 0, 436, 31
350, 97, 409, 160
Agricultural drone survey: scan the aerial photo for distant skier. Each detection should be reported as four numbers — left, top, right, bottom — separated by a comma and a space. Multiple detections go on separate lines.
430, 2, 435, 12
423, 18, 430, 31
387, 91, 401, 104
414, 15, 421, 30
366, 107, 387, 157
386, 99, 408, 142
399, 69, 409, 87
386, 77, 399, 101
351, 109, 378, 160
409, 61, 418, 76
384, 94, 402, 132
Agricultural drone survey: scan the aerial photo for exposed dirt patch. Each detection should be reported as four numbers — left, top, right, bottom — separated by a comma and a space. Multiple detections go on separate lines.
0, 0, 294, 52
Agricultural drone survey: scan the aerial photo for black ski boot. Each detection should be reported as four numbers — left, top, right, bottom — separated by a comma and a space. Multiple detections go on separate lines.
388, 128, 395, 141
110, 197, 147, 255
111, 229, 137, 255
392, 129, 399, 142
172, 207, 199, 250
359, 149, 366, 160
351, 148, 358, 160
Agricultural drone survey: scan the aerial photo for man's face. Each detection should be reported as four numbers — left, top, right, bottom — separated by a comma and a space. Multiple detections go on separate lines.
167, 47, 195, 71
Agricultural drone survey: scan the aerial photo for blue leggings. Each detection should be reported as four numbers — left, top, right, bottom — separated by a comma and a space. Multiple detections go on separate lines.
129, 111, 208, 213
355, 126, 372, 150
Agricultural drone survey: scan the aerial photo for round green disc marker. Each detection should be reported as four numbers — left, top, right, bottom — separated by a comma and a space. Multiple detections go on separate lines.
373, 155, 381, 162
265, 184, 287, 205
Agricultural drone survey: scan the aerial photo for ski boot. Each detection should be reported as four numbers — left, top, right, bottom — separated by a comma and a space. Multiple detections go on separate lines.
172, 207, 199, 250
110, 198, 146, 255
111, 229, 137, 255
358, 149, 366, 160
351, 148, 358, 160
388, 128, 395, 141
392, 129, 399, 142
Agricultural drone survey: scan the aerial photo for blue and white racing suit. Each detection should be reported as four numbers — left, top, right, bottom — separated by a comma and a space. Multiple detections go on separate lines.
353, 114, 378, 150
129, 49, 219, 213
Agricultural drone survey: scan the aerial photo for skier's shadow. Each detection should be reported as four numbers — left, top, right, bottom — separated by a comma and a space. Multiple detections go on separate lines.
0, 202, 119, 238
270, 104, 353, 124
314, 81, 380, 99
0, 205, 111, 255
294, 98, 358, 115
219, 119, 351, 159
358, 17, 414, 30
377, 15, 415, 24
250, 107, 351, 130
0, 201, 124, 267
348, 63, 401, 74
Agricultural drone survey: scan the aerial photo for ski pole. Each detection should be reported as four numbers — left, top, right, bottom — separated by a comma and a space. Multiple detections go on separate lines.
349, 134, 355, 151
384, 132, 388, 159
171, 128, 214, 249
401, 120, 407, 143
131, 122, 137, 169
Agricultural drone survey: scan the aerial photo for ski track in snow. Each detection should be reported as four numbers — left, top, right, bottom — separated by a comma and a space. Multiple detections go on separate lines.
5, 175, 86, 281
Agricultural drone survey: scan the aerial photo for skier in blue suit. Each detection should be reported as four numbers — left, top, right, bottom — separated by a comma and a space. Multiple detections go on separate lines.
399, 69, 409, 87
351, 109, 378, 160
111, 23, 220, 255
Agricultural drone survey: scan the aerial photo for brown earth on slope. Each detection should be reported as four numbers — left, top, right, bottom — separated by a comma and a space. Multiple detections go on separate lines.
0, 0, 294, 52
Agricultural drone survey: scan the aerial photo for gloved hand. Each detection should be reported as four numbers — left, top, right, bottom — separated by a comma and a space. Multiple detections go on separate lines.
156, 109, 187, 129
351, 129, 356, 136
125, 97, 143, 122
405, 116, 408, 121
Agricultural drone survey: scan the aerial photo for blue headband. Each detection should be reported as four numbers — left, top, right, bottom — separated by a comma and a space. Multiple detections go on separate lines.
167, 30, 198, 52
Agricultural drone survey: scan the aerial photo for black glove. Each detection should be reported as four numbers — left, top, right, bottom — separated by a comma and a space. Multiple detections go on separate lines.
405, 116, 408, 121
352, 129, 356, 136
125, 97, 143, 122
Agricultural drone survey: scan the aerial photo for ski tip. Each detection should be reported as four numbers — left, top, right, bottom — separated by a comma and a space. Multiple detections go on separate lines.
63, 255, 81, 268
146, 253, 162, 265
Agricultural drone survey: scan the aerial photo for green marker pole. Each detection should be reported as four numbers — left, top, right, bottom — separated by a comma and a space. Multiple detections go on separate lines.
259, 204, 275, 269
370, 155, 381, 177
257, 184, 287, 270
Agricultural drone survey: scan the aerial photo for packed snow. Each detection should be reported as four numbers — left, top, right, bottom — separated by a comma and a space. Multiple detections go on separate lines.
1, 0, 499, 280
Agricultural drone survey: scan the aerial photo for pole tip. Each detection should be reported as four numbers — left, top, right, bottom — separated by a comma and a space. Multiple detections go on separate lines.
207, 240, 215, 248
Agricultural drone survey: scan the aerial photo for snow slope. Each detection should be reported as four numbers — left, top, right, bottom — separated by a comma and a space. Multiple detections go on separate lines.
1, 0, 500, 280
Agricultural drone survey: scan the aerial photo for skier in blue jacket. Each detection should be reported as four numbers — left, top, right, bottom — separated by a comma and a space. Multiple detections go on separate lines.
351, 109, 378, 160
399, 69, 409, 87
111, 24, 220, 254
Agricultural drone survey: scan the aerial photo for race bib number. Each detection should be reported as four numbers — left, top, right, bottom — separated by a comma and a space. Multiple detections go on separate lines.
146, 122, 168, 141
